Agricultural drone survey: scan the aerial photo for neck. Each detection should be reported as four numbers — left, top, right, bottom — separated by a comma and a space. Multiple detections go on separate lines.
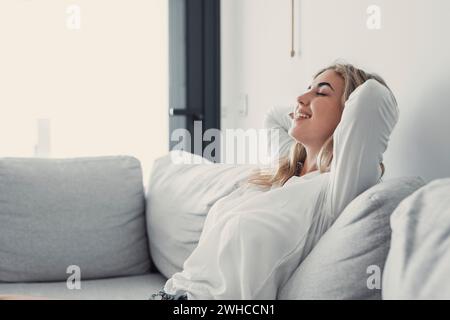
300, 147, 320, 176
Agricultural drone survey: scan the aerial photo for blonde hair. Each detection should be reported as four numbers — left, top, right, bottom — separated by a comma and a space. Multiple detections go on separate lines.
248, 63, 389, 188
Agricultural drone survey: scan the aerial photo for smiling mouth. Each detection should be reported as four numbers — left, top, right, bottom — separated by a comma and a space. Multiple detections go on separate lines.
294, 112, 312, 120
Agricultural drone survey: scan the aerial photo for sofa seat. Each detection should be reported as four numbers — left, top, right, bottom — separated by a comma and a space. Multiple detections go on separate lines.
0, 272, 167, 300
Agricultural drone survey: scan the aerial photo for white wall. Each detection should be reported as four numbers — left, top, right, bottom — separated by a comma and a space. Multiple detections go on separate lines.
222, 0, 450, 183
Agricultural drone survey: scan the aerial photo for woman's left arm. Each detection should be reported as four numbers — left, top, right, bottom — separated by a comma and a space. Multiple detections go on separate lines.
327, 79, 399, 219
264, 106, 296, 160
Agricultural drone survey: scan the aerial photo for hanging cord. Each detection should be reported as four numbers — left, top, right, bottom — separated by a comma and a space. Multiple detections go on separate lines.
291, 0, 296, 57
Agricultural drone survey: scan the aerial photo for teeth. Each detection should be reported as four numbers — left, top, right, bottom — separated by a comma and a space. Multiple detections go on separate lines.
296, 113, 311, 119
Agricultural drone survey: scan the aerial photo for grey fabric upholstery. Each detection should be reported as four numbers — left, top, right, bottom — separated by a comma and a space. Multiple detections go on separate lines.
383, 178, 450, 300
0, 157, 151, 282
0, 273, 167, 300
278, 176, 425, 300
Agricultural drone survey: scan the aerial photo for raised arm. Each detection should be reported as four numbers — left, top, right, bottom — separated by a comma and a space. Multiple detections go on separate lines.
327, 79, 399, 219
264, 105, 295, 160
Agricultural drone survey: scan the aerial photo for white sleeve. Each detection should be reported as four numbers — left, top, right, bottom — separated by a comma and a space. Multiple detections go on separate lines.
264, 106, 295, 160
327, 79, 399, 219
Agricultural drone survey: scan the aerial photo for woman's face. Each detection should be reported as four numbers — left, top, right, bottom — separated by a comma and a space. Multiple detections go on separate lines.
289, 70, 346, 148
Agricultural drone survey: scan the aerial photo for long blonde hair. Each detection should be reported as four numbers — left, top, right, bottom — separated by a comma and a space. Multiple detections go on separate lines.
249, 63, 389, 188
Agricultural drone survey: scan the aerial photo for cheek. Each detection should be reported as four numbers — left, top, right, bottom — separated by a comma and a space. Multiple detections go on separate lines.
317, 113, 340, 128
311, 110, 342, 136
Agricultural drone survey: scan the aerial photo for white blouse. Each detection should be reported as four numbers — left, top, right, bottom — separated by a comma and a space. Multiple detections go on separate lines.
163, 79, 399, 300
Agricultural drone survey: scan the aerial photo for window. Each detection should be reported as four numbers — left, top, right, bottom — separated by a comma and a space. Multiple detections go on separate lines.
0, 0, 169, 185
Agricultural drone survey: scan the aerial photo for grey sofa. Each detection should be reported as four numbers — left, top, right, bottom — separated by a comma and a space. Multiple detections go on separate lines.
0, 156, 429, 300
0, 156, 166, 300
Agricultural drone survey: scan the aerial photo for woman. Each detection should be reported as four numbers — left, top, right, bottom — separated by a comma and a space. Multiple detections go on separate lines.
152, 63, 399, 300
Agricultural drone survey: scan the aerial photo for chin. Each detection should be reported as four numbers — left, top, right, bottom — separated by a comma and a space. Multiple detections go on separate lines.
289, 128, 307, 144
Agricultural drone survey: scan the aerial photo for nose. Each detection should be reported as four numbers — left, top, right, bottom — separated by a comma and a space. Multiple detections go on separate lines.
297, 92, 310, 107
291, 92, 311, 118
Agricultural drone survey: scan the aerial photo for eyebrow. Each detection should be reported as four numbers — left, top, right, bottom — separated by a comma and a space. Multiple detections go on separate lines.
307, 82, 335, 91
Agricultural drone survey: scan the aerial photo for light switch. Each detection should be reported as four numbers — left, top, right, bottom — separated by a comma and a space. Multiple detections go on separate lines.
238, 94, 249, 117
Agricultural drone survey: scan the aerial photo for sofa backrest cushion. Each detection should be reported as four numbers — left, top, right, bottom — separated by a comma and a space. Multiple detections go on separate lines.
0, 156, 151, 282
278, 176, 425, 300
382, 178, 450, 300
146, 151, 258, 279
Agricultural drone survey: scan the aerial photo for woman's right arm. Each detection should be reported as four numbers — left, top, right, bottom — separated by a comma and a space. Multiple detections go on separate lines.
326, 79, 399, 220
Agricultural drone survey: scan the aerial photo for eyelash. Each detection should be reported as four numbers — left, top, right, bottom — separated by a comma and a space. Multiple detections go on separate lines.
316, 92, 327, 96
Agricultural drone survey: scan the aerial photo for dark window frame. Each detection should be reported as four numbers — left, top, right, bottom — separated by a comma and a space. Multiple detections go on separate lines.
169, 0, 221, 161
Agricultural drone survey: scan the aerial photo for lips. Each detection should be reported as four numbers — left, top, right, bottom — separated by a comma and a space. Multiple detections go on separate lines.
294, 109, 312, 120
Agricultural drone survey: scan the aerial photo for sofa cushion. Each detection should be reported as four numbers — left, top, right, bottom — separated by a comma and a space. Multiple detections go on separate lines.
0, 156, 151, 282
278, 176, 425, 300
146, 151, 257, 279
382, 178, 450, 300
0, 273, 166, 300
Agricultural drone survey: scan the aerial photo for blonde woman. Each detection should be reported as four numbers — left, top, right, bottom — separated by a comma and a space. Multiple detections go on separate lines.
152, 63, 399, 300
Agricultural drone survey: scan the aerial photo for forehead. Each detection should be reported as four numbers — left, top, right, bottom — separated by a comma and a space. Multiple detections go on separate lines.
312, 69, 345, 91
